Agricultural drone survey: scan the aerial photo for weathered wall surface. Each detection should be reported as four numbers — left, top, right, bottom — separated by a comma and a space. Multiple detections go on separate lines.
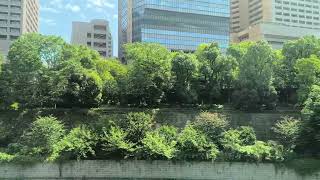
0, 160, 319, 180
0, 108, 300, 143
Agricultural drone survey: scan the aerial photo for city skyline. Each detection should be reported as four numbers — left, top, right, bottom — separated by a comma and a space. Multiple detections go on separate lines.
40, 0, 118, 56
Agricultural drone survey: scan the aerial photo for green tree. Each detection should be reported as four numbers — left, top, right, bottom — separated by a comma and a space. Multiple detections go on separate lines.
0, 34, 66, 108
233, 41, 277, 110
18, 116, 65, 159
227, 41, 254, 62
170, 52, 199, 104
95, 59, 128, 104
280, 36, 320, 102
124, 43, 172, 106
56, 62, 103, 107
296, 85, 320, 154
196, 42, 238, 103
294, 55, 320, 104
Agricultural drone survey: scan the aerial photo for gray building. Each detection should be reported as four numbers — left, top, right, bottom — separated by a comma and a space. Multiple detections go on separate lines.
231, 0, 320, 48
119, 0, 230, 58
0, 0, 39, 57
71, 19, 113, 58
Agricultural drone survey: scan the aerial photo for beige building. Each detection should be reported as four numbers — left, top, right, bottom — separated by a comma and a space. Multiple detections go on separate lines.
71, 19, 113, 58
0, 0, 39, 57
231, 0, 320, 48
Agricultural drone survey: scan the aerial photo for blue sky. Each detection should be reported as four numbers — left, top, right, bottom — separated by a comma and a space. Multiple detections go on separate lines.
40, 0, 118, 56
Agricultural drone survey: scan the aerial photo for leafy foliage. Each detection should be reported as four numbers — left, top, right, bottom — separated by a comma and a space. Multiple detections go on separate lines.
100, 126, 135, 159
272, 116, 301, 150
220, 127, 284, 162
170, 52, 199, 104
294, 55, 320, 104
296, 85, 320, 154
18, 116, 65, 158
176, 125, 219, 160
141, 126, 178, 159
49, 126, 98, 161
233, 41, 277, 110
125, 43, 172, 106
119, 112, 154, 144
192, 112, 229, 145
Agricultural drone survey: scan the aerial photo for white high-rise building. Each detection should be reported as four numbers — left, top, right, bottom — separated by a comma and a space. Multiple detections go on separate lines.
0, 0, 39, 57
71, 19, 113, 58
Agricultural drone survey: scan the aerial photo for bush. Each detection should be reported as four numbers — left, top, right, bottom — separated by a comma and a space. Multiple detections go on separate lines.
221, 126, 256, 147
119, 112, 154, 144
141, 126, 178, 160
193, 112, 229, 145
49, 126, 98, 161
100, 126, 135, 159
272, 116, 301, 150
176, 125, 219, 160
220, 127, 284, 162
18, 116, 65, 158
0, 152, 15, 163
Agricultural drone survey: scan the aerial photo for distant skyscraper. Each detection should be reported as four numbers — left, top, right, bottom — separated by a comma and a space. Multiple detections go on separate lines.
0, 0, 39, 57
231, 0, 320, 48
118, 0, 230, 58
71, 19, 113, 58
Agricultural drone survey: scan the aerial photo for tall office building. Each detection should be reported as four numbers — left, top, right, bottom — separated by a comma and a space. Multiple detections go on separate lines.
0, 0, 39, 57
119, 0, 230, 58
231, 0, 320, 48
71, 19, 113, 58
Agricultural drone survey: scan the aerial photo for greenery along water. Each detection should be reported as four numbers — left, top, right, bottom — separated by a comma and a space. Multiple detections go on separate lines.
0, 34, 320, 163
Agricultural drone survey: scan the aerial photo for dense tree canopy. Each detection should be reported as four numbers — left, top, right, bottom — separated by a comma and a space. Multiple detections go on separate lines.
1, 34, 320, 112
124, 43, 172, 106
233, 41, 277, 110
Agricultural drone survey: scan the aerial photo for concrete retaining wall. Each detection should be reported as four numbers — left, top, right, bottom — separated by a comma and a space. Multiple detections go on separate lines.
0, 160, 319, 180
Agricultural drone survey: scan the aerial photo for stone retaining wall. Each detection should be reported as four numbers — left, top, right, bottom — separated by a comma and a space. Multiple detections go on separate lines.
0, 160, 319, 180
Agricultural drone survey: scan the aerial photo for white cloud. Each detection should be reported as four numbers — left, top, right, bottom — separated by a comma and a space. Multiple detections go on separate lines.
40, 18, 57, 26
41, 6, 60, 14
65, 3, 81, 12
86, 0, 115, 9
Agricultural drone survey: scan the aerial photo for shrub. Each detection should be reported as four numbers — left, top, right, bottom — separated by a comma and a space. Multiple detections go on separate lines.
141, 126, 178, 160
238, 126, 256, 146
100, 126, 135, 159
49, 126, 98, 161
119, 112, 154, 144
220, 127, 284, 162
176, 125, 219, 160
18, 116, 65, 158
0, 152, 15, 163
221, 126, 256, 147
193, 112, 229, 145
272, 116, 301, 150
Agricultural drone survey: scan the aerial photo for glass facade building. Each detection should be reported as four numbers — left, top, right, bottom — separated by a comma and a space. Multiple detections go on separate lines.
118, 0, 230, 57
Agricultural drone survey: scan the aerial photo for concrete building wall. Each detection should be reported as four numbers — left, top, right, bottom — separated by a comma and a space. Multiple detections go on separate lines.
0, 0, 39, 57
0, 160, 319, 179
71, 19, 113, 58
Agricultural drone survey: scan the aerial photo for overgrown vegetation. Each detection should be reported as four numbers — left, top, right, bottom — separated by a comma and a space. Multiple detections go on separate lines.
0, 112, 289, 163
0, 34, 319, 163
